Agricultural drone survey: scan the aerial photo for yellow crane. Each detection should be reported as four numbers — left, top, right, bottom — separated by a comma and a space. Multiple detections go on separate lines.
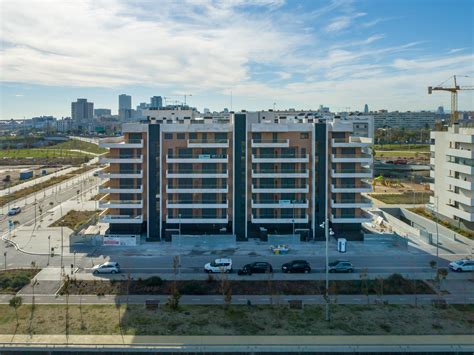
428, 75, 474, 124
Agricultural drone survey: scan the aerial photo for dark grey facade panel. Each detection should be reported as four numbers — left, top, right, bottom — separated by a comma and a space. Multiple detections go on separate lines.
148, 124, 160, 241
234, 114, 246, 241
314, 122, 326, 240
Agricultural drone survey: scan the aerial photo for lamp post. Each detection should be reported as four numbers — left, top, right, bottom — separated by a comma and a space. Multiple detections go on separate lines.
47, 235, 51, 266
325, 121, 329, 321
3, 252, 6, 271
178, 213, 182, 276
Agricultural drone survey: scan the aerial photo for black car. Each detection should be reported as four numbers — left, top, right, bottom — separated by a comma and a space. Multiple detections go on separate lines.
328, 260, 354, 273
238, 262, 273, 275
282, 260, 311, 273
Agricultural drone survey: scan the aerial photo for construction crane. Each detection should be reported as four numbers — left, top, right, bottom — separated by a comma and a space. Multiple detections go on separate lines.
428, 75, 474, 124
182, 94, 192, 106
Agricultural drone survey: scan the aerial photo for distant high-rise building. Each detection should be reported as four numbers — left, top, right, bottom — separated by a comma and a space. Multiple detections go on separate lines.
119, 94, 132, 111
437, 106, 445, 115
364, 104, 369, 113
203, 108, 210, 114
94, 108, 112, 117
150, 96, 163, 109
71, 98, 93, 131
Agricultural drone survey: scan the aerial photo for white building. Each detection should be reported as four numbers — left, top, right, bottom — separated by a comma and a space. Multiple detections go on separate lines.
430, 123, 474, 230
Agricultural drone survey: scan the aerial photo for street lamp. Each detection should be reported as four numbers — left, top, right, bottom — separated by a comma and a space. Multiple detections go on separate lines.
47, 235, 51, 266
178, 213, 182, 275
3, 252, 6, 271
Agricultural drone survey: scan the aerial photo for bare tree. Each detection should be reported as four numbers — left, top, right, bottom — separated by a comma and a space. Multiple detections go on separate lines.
9, 296, 23, 329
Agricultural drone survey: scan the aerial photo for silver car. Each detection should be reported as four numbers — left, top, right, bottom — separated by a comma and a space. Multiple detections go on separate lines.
92, 261, 120, 274
449, 259, 474, 272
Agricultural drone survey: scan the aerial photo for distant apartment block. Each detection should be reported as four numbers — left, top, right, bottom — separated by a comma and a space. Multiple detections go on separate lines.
71, 98, 93, 131
430, 123, 474, 230
94, 108, 112, 118
372, 110, 446, 129
98, 110, 373, 243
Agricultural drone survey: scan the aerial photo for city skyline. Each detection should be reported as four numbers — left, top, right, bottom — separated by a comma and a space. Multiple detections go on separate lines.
1, 0, 473, 119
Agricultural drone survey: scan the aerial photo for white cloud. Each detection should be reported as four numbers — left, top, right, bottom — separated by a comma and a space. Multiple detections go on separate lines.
324, 12, 366, 33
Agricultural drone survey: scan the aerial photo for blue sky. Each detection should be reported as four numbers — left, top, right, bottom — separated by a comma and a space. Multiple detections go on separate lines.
1, 0, 473, 119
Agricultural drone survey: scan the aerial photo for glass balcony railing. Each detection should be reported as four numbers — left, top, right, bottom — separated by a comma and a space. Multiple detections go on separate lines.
167, 200, 227, 204
188, 139, 228, 144
252, 139, 288, 143
168, 169, 227, 174
254, 169, 307, 174
168, 154, 228, 159
254, 154, 307, 158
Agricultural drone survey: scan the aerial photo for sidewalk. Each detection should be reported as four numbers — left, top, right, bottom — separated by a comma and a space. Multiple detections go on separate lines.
1, 334, 472, 352
1, 293, 474, 305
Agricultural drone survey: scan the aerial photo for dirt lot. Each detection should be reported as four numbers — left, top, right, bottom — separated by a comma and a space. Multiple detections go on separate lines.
0, 304, 472, 335
0, 165, 65, 190
61, 274, 434, 296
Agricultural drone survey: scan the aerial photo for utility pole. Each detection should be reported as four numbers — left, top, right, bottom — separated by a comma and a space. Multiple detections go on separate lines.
47, 235, 51, 266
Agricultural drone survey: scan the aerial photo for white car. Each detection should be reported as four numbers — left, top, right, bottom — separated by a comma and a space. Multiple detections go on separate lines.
92, 261, 120, 274
204, 258, 233, 273
449, 259, 474, 272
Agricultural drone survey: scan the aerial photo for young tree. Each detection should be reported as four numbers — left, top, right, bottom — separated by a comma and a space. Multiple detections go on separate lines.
9, 296, 23, 328
167, 256, 181, 310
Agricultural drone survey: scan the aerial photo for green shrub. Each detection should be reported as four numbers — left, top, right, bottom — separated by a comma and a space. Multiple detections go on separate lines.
179, 281, 208, 295
143, 276, 164, 287
11, 274, 30, 289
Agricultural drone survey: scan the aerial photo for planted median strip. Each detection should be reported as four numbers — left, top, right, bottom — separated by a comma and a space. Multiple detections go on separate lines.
59, 274, 434, 296
0, 304, 471, 335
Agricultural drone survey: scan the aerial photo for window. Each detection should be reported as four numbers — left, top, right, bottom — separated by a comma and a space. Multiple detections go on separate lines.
189, 132, 197, 140
177, 133, 185, 140
164, 133, 172, 140
300, 132, 309, 139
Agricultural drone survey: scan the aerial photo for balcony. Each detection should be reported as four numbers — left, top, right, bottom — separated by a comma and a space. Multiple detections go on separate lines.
99, 214, 143, 224
331, 153, 372, 163
445, 162, 474, 175
251, 200, 309, 209
331, 197, 372, 208
187, 139, 229, 148
166, 170, 227, 179
332, 137, 372, 148
331, 168, 372, 178
444, 204, 474, 222
331, 182, 372, 193
330, 211, 372, 224
447, 148, 474, 160
99, 155, 143, 164
445, 176, 473, 190
166, 185, 228, 193
251, 139, 290, 148
252, 185, 309, 193
99, 185, 143, 194
252, 154, 309, 163
99, 137, 143, 149
166, 154, 227, 163
166, 201, 228, 209
166, 216, 229, 224
99, 170, 143, 179
445, 190, 474, 206
99, 200, 143, 209
251, 214, 309, 224
252, 169, 309, 178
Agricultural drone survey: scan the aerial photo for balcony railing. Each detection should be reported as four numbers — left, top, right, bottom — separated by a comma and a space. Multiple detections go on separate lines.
99, 200, 143, 209
187, 139, 229, 148
99, 214, 143, 224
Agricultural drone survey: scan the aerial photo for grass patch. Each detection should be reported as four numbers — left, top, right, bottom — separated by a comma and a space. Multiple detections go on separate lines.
0, 149, 91, 159
61, 274, 433, 296
374, 144, 429, 151
0, 269, 40, 294
370, 192, 431, 204
0, 166, 94, 207
375, 150, 430, 158
50, 210, 98, 231
408, 207, 474, 239
0, 304, 471, 335
45, 139, 107, 155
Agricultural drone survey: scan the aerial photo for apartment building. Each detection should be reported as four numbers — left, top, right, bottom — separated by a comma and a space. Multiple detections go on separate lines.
372, 110, 446, 129
430, 123, 474, 230
98, 110, 373, 244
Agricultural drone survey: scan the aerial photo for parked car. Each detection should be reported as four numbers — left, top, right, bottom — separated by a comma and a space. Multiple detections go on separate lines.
449, 259, 474, 272
281, 260, 311, 273
92, 261, 120, 274
204, 258, 233, 273
7, 206, 21, 216
327, 260, 354, 273
238, 262, 273, 275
